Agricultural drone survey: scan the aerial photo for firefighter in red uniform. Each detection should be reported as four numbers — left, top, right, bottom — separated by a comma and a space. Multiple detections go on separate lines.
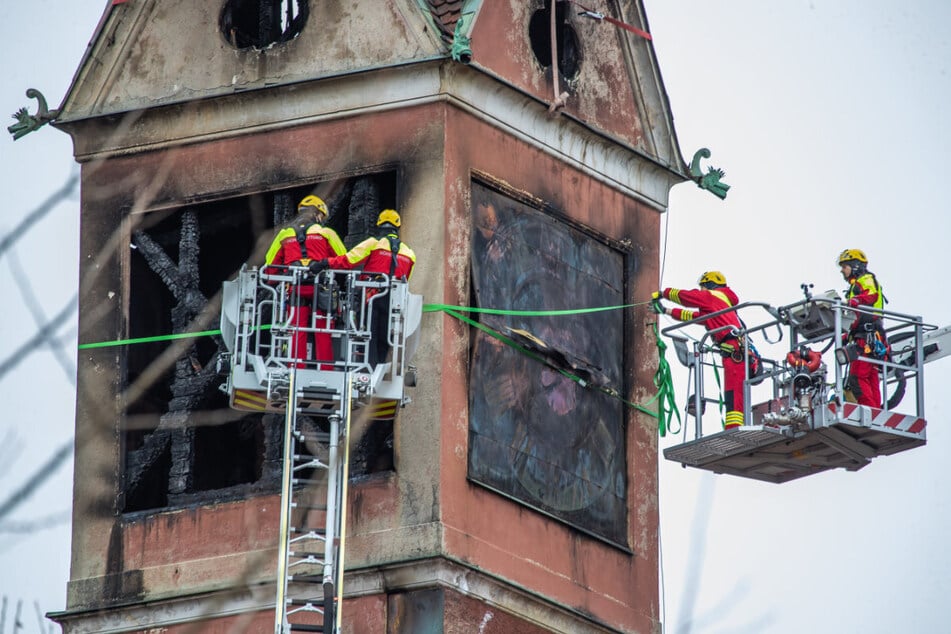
838, 248, 887, 408
652, 271, 752, 429
264, 195, 346, 368
310, 209, 416, 366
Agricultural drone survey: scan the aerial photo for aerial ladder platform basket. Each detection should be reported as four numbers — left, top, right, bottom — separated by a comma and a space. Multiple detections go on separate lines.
661, 290, 947, 484
218, 265, 422, 633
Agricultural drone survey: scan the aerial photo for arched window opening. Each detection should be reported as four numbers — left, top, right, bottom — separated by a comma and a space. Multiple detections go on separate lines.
220, 0, 309, 50
528, 0, 582, 82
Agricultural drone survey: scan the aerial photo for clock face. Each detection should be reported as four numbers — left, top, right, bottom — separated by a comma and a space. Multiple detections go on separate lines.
467, 183, 628, 546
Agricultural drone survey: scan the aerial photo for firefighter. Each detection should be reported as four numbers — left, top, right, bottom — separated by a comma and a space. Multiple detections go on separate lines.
310, 209, 416, 366
652, 271, 754, 429
838, 248, 888, 408
264, 195, 346, 368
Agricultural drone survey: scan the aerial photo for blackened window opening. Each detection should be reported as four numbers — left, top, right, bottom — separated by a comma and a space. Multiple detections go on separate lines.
123, 171, 399, 513
528, 0, 582, 81
220, 0, 309, 50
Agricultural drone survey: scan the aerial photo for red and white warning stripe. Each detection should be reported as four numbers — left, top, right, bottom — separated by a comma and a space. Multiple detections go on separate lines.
570, 1, 653, 40
828, 402, 926, 435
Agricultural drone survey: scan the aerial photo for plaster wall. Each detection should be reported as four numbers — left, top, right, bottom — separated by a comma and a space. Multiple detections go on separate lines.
68, 104, 448, 610
61, 2, 682, 175
66, 87, 661, 634
62, 0, 438, 119
56, 584, 604, 634
469, 1, 661, 161
437, 108, 661, 633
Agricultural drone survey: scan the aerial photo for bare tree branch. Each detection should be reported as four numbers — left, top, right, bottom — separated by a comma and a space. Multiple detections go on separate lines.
0, 300, 76, 382
0, 431, 24, 482
33, 601, 46, 634
0, 441, 72, 522
5, 250, 76, 384
0, 510, 71, 535
0, 173, 78, 261
676, 475, 715, 634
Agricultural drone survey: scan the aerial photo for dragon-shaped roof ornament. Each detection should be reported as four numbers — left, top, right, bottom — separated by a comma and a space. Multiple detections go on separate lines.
689, 148, 730, 200
8, 89, 59, 141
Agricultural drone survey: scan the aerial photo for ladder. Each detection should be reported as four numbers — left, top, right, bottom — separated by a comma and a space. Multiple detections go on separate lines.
217, 265, 423, 634
273, 368, 352, 634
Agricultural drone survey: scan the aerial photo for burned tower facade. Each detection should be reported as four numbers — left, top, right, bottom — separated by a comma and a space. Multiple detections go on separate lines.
52, 1, 688, 632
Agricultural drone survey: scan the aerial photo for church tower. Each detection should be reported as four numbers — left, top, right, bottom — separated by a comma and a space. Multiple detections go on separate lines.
51, 1, 688, 632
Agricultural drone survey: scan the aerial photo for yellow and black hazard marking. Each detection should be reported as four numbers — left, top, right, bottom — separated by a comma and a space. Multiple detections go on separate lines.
364, 399, 398, 420
233, 389, 269, 412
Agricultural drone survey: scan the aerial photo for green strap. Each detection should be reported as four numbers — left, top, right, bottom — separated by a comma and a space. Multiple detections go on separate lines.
430, 302, 680, 432
711, 358, 726, 427
651, 322, 681, 437
77, 300, 677, 433
440, 307, 670, 423
77, 325, 272, 350
423, 302, 639, 316
78, 329, 223, 350
79, 302, 644, 349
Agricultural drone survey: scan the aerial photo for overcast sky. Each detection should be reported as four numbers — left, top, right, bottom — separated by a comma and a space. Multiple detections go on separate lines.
1, 1, 97, 630
1, 1, 950, 633
647, 2, 951, 633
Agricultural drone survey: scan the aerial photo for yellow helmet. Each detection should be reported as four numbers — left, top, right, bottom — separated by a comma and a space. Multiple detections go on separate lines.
698, 271, 727, 287
376, 209, 401, 228
837, 248, 868, 265
298, 195, 328, 217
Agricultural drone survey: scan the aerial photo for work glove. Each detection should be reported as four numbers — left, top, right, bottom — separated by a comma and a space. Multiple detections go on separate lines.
308, 260, 329, 276
649, 290, 666, 314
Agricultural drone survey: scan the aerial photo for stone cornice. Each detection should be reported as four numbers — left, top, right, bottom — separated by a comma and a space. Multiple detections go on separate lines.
49, 557, 618, 633
57, 60, 685, 211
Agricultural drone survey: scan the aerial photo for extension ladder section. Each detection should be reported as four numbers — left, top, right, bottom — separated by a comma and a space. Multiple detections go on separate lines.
661, 293, 935, 483
273, 370, 351, 633
218, 265, 422, 633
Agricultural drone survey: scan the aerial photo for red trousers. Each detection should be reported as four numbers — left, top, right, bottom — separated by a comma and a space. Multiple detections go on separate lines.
288, 305, 334, 370
722, 353, 746, 427
850, 358, 881, 408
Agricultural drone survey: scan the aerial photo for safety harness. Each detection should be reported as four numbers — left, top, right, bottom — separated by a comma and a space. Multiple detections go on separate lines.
708, 289, 763, 379
846, 272, 890, 360
294, 223, 312, 265
386, 234, 400, 279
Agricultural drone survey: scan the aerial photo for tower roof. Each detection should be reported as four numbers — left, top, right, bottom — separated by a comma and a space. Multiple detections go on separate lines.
55, 0, 686, 177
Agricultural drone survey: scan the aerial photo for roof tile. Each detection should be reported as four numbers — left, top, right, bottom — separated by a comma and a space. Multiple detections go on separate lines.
427, 0, 464, 41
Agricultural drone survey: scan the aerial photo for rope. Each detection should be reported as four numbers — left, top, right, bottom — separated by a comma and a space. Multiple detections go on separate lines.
711, 357, 725, 427
78, 328, 225, 350
422, 302, 639, 316
77, 300, 680, 433
77, 324, 276, 350
441, 307, 665, 419
79, 302, 641, 349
